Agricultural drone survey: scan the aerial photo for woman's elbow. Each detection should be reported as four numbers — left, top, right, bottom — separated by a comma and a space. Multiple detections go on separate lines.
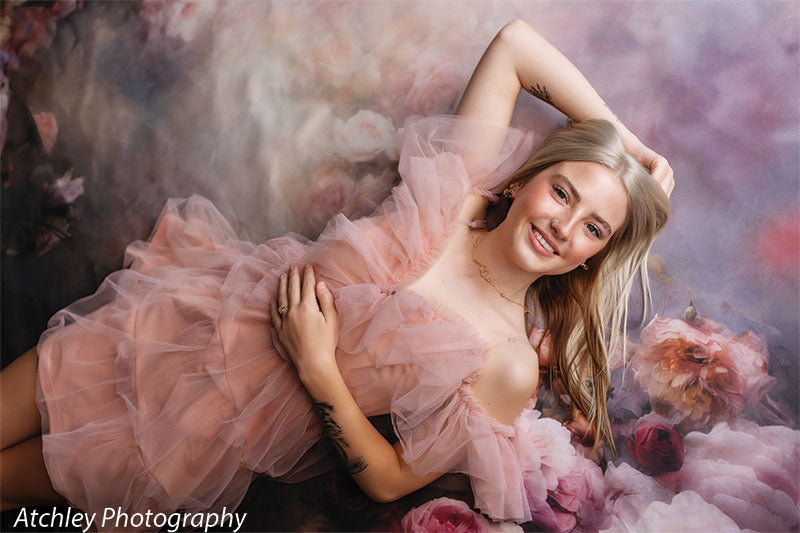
363, 484, 402, 504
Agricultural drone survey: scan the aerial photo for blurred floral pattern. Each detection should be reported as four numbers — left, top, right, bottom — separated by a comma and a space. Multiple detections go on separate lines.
1, 1, 798, 532
631, 313, 775, 429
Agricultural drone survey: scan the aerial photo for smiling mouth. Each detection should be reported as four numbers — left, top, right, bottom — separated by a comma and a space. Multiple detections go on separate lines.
531, 225, 559, 255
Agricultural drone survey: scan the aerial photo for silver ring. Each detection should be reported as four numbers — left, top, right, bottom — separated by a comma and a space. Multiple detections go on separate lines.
277, 304, 288, 315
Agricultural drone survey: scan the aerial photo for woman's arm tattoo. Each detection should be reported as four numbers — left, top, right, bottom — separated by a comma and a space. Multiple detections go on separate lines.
527, 83, 552, 104
312, 399, 368, 475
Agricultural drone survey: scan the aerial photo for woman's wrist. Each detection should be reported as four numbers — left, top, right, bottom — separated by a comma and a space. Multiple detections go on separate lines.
296, 356, 342, 393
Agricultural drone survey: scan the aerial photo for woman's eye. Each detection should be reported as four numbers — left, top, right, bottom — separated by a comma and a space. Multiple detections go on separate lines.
587, 224, 601, 238
553, 186, 567, 201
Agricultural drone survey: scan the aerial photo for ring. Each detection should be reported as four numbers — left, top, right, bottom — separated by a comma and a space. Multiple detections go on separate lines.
278, 304, 288, 315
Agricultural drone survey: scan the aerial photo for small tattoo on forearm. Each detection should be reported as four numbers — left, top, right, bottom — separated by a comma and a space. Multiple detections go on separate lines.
311, 398, 369, 475
528, 83, 552, 104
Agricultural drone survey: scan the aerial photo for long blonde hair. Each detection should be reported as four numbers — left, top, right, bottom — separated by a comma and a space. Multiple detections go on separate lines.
492, 119, 670, 453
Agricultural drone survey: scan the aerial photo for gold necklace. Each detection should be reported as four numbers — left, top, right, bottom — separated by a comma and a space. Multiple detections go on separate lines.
472, 232, 532, 316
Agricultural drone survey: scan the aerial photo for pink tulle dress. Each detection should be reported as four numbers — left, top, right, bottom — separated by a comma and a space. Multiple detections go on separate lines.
35, 115, 554, 526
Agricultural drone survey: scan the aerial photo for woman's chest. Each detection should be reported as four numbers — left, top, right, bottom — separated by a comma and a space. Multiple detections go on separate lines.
400, 226, 523, 347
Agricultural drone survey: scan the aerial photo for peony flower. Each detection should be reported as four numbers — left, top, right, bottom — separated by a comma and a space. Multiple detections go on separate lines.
401, 497, 493, 533
333, 110, 396, 163
657, 421, 800, 532
631, 314, 774, 429
32, 111, 58, 153
515, 410, 610, 532
304, 159, 357, 229
601, 490, 742, 533
627, 415, 684, 475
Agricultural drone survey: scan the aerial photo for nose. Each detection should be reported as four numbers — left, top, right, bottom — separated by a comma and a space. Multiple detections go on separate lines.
551, 215, 578, 241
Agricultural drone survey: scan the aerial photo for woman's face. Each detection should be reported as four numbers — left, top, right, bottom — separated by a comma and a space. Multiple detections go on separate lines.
503, 160, 629, 276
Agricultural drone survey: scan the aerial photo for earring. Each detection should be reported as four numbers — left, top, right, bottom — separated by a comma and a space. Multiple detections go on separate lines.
503, 186, 515, 199
579, 261, 589, 271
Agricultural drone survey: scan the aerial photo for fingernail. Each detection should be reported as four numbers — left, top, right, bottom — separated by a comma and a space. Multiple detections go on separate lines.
318, 281, 326, 289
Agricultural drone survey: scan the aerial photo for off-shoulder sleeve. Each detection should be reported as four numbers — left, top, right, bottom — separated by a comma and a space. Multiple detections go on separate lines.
385, 324, 532, 523
304, 115, 535, 291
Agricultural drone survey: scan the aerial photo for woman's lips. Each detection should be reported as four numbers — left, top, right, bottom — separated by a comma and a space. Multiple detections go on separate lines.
529, 224, 559, 257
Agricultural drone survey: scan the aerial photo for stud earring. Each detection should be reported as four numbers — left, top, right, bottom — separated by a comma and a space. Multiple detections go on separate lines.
502, 186, 515, 199
579, 261, 589, 271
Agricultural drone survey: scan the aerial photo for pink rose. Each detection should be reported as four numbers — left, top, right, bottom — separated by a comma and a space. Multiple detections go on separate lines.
311, 34, 363, 88
33, 111, 58, 153
627, 416, 685, 475
632, 314, 774, 429
401, 497, 492, 533
333, 110, 396, 163
304, 159, 356, 229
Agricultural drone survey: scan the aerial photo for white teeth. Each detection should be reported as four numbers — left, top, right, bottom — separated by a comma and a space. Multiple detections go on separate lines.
533, 227, 555, 253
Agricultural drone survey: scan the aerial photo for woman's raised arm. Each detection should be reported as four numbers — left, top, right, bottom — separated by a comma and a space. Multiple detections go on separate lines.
457, 20, 673, 197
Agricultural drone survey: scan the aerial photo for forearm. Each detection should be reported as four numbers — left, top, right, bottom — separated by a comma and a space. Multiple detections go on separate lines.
298, 362, 404, 502
501, 20, 630, 136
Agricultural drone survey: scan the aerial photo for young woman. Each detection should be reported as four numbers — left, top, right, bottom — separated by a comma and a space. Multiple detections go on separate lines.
2, 19, 672, 526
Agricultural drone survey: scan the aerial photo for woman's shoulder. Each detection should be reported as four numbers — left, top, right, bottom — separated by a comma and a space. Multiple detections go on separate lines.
468, 338, 539, 426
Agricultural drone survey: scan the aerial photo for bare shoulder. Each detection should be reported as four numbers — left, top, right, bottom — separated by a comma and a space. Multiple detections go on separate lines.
457, 191, 490, 225
470, 339, 539, 425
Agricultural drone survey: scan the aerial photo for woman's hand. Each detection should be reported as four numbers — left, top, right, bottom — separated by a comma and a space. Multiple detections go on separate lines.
269, 264, 339, 382
620, 129, 675, 199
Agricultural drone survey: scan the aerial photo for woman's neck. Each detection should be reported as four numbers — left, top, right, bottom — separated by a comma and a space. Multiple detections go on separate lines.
470, 227, 541, 310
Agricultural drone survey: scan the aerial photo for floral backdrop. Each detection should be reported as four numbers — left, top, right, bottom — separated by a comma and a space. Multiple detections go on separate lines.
2, 1, 798, 532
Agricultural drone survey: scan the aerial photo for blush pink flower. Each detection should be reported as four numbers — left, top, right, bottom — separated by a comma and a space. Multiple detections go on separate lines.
304, 159, 357, 229
401, 497, 493, 533
311, 34, 363, 88
632, 314, 774, 429
333, 110, 396, 163
33, 111, 58, 153
515, 410, 610, 532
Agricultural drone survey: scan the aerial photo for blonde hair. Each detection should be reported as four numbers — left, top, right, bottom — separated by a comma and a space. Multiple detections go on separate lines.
495, 119, 670, 453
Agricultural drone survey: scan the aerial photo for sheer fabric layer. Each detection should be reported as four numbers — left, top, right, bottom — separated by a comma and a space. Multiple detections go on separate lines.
35, 115, 545, 526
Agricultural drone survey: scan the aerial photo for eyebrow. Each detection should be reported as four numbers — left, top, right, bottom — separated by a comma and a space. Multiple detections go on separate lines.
555, 173, 613, 236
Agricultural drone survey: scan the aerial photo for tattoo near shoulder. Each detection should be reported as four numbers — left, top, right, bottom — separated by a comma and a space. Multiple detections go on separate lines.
311, 398, 369, 475
528, 83, 552, 104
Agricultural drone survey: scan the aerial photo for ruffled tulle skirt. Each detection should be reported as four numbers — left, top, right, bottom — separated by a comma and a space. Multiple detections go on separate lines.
36, 195, 335, 527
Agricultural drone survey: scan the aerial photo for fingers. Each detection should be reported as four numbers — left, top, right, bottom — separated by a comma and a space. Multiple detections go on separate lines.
301, 264, 316, 306
288, 265, 301, 306
277, 271, 288, 314
269, 299, 281, 328
316, 278, 337, 323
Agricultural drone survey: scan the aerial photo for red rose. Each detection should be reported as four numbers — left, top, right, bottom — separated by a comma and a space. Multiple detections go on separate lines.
627, 420, 684, 475
401, 497, 493, 533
